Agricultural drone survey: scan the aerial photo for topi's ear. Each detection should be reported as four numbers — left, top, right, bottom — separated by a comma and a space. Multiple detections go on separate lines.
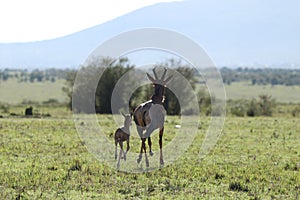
164, 74, 173, 84
146, 72, 156, 83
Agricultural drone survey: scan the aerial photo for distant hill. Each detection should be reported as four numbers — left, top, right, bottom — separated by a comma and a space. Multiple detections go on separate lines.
0, 0, 299, 69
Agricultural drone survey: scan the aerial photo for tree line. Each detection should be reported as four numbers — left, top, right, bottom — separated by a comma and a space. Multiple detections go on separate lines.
3, 66, 300, 86
221, 67, 300, 86
0, 68, 73, 83
63, 57, 197, 115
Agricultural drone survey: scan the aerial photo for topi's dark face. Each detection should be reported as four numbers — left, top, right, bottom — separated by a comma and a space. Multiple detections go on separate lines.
153, 83, 165, 97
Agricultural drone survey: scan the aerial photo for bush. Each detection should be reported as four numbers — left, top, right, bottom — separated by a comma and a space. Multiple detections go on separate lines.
0, 103, 10, 113
292, 106, 300, 117
42, 98, 60, 105
198, 89, 212, 115
229, 100, 248, 117
258, 95, 275, 116
246, 95, 275, 117
247, 99, 260, 117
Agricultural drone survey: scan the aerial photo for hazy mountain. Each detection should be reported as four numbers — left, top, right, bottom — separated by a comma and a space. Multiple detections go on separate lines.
0, 0, 299, 69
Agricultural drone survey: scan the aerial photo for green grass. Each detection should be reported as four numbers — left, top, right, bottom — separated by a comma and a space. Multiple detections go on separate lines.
0, 109, 299, 199
0, 79, 67, 104
1, 79, 300, 105
225, 82, 300, 103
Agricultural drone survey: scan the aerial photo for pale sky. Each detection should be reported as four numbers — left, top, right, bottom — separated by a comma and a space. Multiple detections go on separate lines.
0, 0, 181, 43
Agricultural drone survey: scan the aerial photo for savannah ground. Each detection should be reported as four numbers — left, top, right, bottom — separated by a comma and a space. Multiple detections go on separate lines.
0, 107, 299, 199
0, 75, 300, 199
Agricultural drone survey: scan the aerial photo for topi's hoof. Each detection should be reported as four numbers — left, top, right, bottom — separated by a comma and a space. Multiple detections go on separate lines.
160, 160, 164, 166
137, 157, 142, 164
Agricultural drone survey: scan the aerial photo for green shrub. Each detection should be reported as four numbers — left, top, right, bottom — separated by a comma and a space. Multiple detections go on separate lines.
0, 103, 10, 113
247, 99, 261, 117
42, 98, 60, 105
292, 106, 300, 117
229, 100, 248, 117
246, 95, 275, 117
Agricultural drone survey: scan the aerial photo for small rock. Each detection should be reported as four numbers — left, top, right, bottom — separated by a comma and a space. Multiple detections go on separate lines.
175, 125, 181, 129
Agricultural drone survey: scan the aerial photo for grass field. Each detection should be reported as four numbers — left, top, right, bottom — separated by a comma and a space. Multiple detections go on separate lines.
0, 109, 299, 199
0, 79, 67, 104
1, 79, 300, 105
0, 78, 299, 199
225, 82, 300, 103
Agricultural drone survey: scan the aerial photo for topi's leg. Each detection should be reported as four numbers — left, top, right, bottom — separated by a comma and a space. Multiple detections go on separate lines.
159, 127, 164, 165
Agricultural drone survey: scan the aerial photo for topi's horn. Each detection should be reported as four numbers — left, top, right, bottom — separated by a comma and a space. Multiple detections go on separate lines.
152, 68, 159, 80
161, 68, 167, 81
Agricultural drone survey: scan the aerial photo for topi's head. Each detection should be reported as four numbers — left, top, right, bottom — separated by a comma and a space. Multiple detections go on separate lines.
146, 67, 173, 96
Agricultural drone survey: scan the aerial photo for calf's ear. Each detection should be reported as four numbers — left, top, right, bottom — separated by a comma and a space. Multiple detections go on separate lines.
120, 111, 126, 117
